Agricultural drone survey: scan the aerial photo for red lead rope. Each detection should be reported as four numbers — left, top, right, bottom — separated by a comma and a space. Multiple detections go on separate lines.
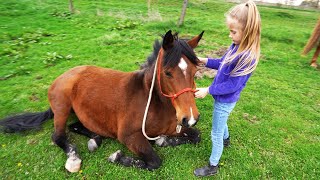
156, 50, 197, 104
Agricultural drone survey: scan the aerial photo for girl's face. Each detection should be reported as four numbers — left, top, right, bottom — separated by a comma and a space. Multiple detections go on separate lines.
227, 18, 244, 45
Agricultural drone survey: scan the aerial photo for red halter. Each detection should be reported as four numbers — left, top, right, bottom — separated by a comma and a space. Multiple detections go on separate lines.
156, 50, 197, 105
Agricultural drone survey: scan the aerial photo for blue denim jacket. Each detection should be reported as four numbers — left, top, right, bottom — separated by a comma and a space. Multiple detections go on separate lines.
206, 44, 253, 103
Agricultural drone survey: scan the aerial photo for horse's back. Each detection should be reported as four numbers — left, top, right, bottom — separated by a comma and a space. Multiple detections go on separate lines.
49, 65, 131, 96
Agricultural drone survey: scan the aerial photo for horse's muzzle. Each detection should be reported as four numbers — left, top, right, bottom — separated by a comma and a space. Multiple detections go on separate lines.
181, 114, 200, 128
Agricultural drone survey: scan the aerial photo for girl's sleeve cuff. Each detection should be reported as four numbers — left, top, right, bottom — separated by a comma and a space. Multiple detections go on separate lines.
206, 58, 221, 69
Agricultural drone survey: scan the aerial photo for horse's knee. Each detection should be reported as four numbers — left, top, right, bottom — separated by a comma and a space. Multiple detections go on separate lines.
146, 159, 161, 170
108, 150, 147, 169
143, 151, 162, 170
184, 128, 201, 144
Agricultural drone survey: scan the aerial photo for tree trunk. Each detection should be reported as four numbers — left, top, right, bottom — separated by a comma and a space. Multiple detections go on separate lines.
69, 0, 75, 14
177, 0, 188, 27
148, 0, 151, 15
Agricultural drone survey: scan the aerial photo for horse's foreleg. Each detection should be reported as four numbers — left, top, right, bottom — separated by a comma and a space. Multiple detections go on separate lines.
68, 121, 103, 152
310, 43, 320, 68
51, 106, 81, 173
155, 127, 201, 147
108, 132, 161, 170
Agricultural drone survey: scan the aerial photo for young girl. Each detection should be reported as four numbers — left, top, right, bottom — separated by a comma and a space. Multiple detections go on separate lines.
193, 1, 261, 177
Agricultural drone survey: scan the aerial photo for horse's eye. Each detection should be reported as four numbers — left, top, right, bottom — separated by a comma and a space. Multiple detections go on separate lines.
165, 71, 173, 78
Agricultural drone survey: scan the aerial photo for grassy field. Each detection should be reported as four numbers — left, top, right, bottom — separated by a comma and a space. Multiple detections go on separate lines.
0, 0, 319, 179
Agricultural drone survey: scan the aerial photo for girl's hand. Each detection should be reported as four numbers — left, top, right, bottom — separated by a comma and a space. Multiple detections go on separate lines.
194, 87, 209, 99
198, 57, 208, 65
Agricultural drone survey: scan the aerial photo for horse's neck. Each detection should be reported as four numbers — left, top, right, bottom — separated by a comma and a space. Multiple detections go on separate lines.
142, 68, 172, 108
139, 68, 176, 127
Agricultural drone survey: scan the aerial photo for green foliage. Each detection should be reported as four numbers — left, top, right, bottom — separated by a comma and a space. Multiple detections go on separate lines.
0, 0, 319, 179
1, 30, 52, 57
110, 20, 142, 31
42, 52, 72, 66
50, 11, 72, 19
1, 66, 31, 80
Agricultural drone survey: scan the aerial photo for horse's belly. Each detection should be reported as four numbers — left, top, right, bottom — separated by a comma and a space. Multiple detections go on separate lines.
75, 109, 119, 138
70, 66, 134, 138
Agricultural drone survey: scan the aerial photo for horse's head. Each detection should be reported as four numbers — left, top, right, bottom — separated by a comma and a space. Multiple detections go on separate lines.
157, 30, 204, 129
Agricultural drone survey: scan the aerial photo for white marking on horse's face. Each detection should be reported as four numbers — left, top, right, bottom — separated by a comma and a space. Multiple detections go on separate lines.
188, 107, 196, 126
179, 58, 188, 77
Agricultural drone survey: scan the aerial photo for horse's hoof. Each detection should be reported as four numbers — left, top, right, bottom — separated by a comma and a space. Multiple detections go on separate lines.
65, 156, 82, 173
88, 139, 98, 152
155, 135, 168, 147
108, 150, 123, 163
310, 62, 318, 68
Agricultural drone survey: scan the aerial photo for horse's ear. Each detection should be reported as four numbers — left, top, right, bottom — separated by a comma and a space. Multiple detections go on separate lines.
162, 30, 174, 50
187, 31, 204, 49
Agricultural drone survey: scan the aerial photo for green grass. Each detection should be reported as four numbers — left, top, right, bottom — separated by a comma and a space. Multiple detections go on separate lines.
0, 0, 319, 179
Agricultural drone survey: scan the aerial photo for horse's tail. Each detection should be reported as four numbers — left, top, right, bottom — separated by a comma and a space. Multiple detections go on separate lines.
0, 108, 54, 133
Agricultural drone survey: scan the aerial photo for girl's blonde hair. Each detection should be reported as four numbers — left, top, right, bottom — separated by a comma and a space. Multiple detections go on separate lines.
224, 1, 261, 76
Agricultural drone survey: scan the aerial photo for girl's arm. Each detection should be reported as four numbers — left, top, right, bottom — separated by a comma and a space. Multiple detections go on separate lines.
205, 57, 223, 69
197, 57, 223, 69
194, 87, 209, 99
204, 50, 230, 70
198, 57, 208, 65
208, 74, 250, 95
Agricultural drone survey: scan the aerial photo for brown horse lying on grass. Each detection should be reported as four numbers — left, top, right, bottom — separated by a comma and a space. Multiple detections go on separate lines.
0, 30, 204, 172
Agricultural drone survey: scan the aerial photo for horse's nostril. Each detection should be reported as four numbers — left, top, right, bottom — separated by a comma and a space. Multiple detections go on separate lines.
182, 117, 188, 127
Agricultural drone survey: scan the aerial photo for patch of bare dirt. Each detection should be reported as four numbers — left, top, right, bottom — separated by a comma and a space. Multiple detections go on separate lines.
195, 47, 228, 79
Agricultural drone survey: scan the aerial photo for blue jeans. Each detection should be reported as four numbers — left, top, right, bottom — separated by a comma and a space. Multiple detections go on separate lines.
209, 101, 236, 166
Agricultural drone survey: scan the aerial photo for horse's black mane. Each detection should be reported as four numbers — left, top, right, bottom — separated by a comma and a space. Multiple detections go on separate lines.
140, 34, 198, 70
